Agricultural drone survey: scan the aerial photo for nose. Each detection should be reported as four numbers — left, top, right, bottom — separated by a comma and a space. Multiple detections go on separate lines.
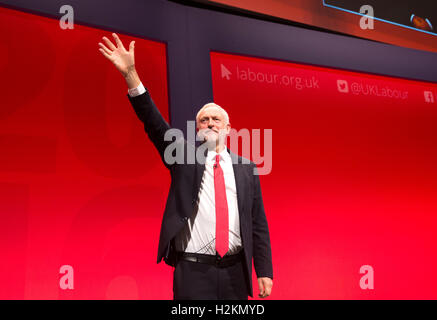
207, 119, 214, 128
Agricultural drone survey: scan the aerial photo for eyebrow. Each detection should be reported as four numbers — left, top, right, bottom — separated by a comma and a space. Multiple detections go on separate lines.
200, 115, 221, 120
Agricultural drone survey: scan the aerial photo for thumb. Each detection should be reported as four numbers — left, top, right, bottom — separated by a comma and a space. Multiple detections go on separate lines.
129, 41, 135, 53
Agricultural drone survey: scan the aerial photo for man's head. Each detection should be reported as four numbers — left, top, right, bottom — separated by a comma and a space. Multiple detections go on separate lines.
196, 103, 231, 149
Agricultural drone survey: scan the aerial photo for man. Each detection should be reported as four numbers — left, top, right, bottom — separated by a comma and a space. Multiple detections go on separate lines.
98, 33, 273, 299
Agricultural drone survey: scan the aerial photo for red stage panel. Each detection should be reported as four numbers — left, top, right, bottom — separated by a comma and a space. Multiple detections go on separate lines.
211, 51, 437, 299
0, 7, 172, 299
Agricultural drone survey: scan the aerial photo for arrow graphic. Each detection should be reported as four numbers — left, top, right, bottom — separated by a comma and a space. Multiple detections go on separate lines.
221, 64, 232, 80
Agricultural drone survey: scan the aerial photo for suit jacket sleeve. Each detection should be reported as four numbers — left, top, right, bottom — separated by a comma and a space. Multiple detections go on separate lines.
252, 165, 274, 280
127, 90, 173, 169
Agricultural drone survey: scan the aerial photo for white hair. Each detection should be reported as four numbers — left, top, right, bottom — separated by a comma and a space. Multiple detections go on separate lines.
196, 102, 230, 126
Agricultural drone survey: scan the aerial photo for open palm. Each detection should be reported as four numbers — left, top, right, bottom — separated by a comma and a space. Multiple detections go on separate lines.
99, 33, 135, 77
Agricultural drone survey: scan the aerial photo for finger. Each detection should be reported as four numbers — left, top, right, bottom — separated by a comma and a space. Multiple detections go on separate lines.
112, 33, 126, 50
258, 284, 265, 297
102, 36, 116, 50
98, 43, 112, 55
129, 41, 135, 53
99, 48, 112, 60
265, 280, 273, 296
258, 280, 265, 291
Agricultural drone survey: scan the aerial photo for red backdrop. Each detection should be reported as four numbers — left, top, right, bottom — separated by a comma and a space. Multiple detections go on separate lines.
1, 6, 437, 300
211, 51, 437, 299
0, 7, 172, 299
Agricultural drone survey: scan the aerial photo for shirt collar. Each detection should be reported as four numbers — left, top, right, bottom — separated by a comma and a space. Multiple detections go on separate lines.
206, 148, 231, 163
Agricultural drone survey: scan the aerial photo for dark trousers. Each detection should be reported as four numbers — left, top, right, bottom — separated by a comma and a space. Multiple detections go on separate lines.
173, 254, 249, 300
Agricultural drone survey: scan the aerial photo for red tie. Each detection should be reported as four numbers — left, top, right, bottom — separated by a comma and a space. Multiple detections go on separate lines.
214, 154, 229, 257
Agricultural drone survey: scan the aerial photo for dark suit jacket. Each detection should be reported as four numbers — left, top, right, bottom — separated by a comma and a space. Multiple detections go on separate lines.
128, 90, 273, 297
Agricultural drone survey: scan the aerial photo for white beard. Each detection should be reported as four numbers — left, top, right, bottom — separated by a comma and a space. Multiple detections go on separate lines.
197, 128, 227, 151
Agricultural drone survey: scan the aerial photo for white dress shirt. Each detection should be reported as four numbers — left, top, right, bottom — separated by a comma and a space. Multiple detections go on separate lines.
128, 82, 147, 97
129, 83, 243, 256
175, 148, 242, 255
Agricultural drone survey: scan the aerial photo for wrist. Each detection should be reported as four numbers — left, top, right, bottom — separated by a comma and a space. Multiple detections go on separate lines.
123, 64, 137, 78
124, 65, 140, 89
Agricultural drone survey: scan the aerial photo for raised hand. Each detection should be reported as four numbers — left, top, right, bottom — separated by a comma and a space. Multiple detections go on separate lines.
98, 33, 140, 88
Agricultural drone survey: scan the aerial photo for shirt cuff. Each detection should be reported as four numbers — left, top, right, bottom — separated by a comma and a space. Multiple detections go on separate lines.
128, 82, 146, 97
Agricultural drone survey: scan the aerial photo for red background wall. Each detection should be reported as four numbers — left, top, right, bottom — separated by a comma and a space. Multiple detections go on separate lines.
0, 7, 172, 299
211, 51, 437, 299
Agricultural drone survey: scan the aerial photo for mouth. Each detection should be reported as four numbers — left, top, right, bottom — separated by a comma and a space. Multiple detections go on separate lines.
205, 129, 218, 134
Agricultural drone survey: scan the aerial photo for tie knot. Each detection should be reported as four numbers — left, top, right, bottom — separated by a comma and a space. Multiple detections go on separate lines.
215, 154, 220, 164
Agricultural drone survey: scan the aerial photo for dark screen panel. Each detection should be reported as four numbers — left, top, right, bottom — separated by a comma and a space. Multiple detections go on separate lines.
325, 0, 436, 35
203, 0, 437, 53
